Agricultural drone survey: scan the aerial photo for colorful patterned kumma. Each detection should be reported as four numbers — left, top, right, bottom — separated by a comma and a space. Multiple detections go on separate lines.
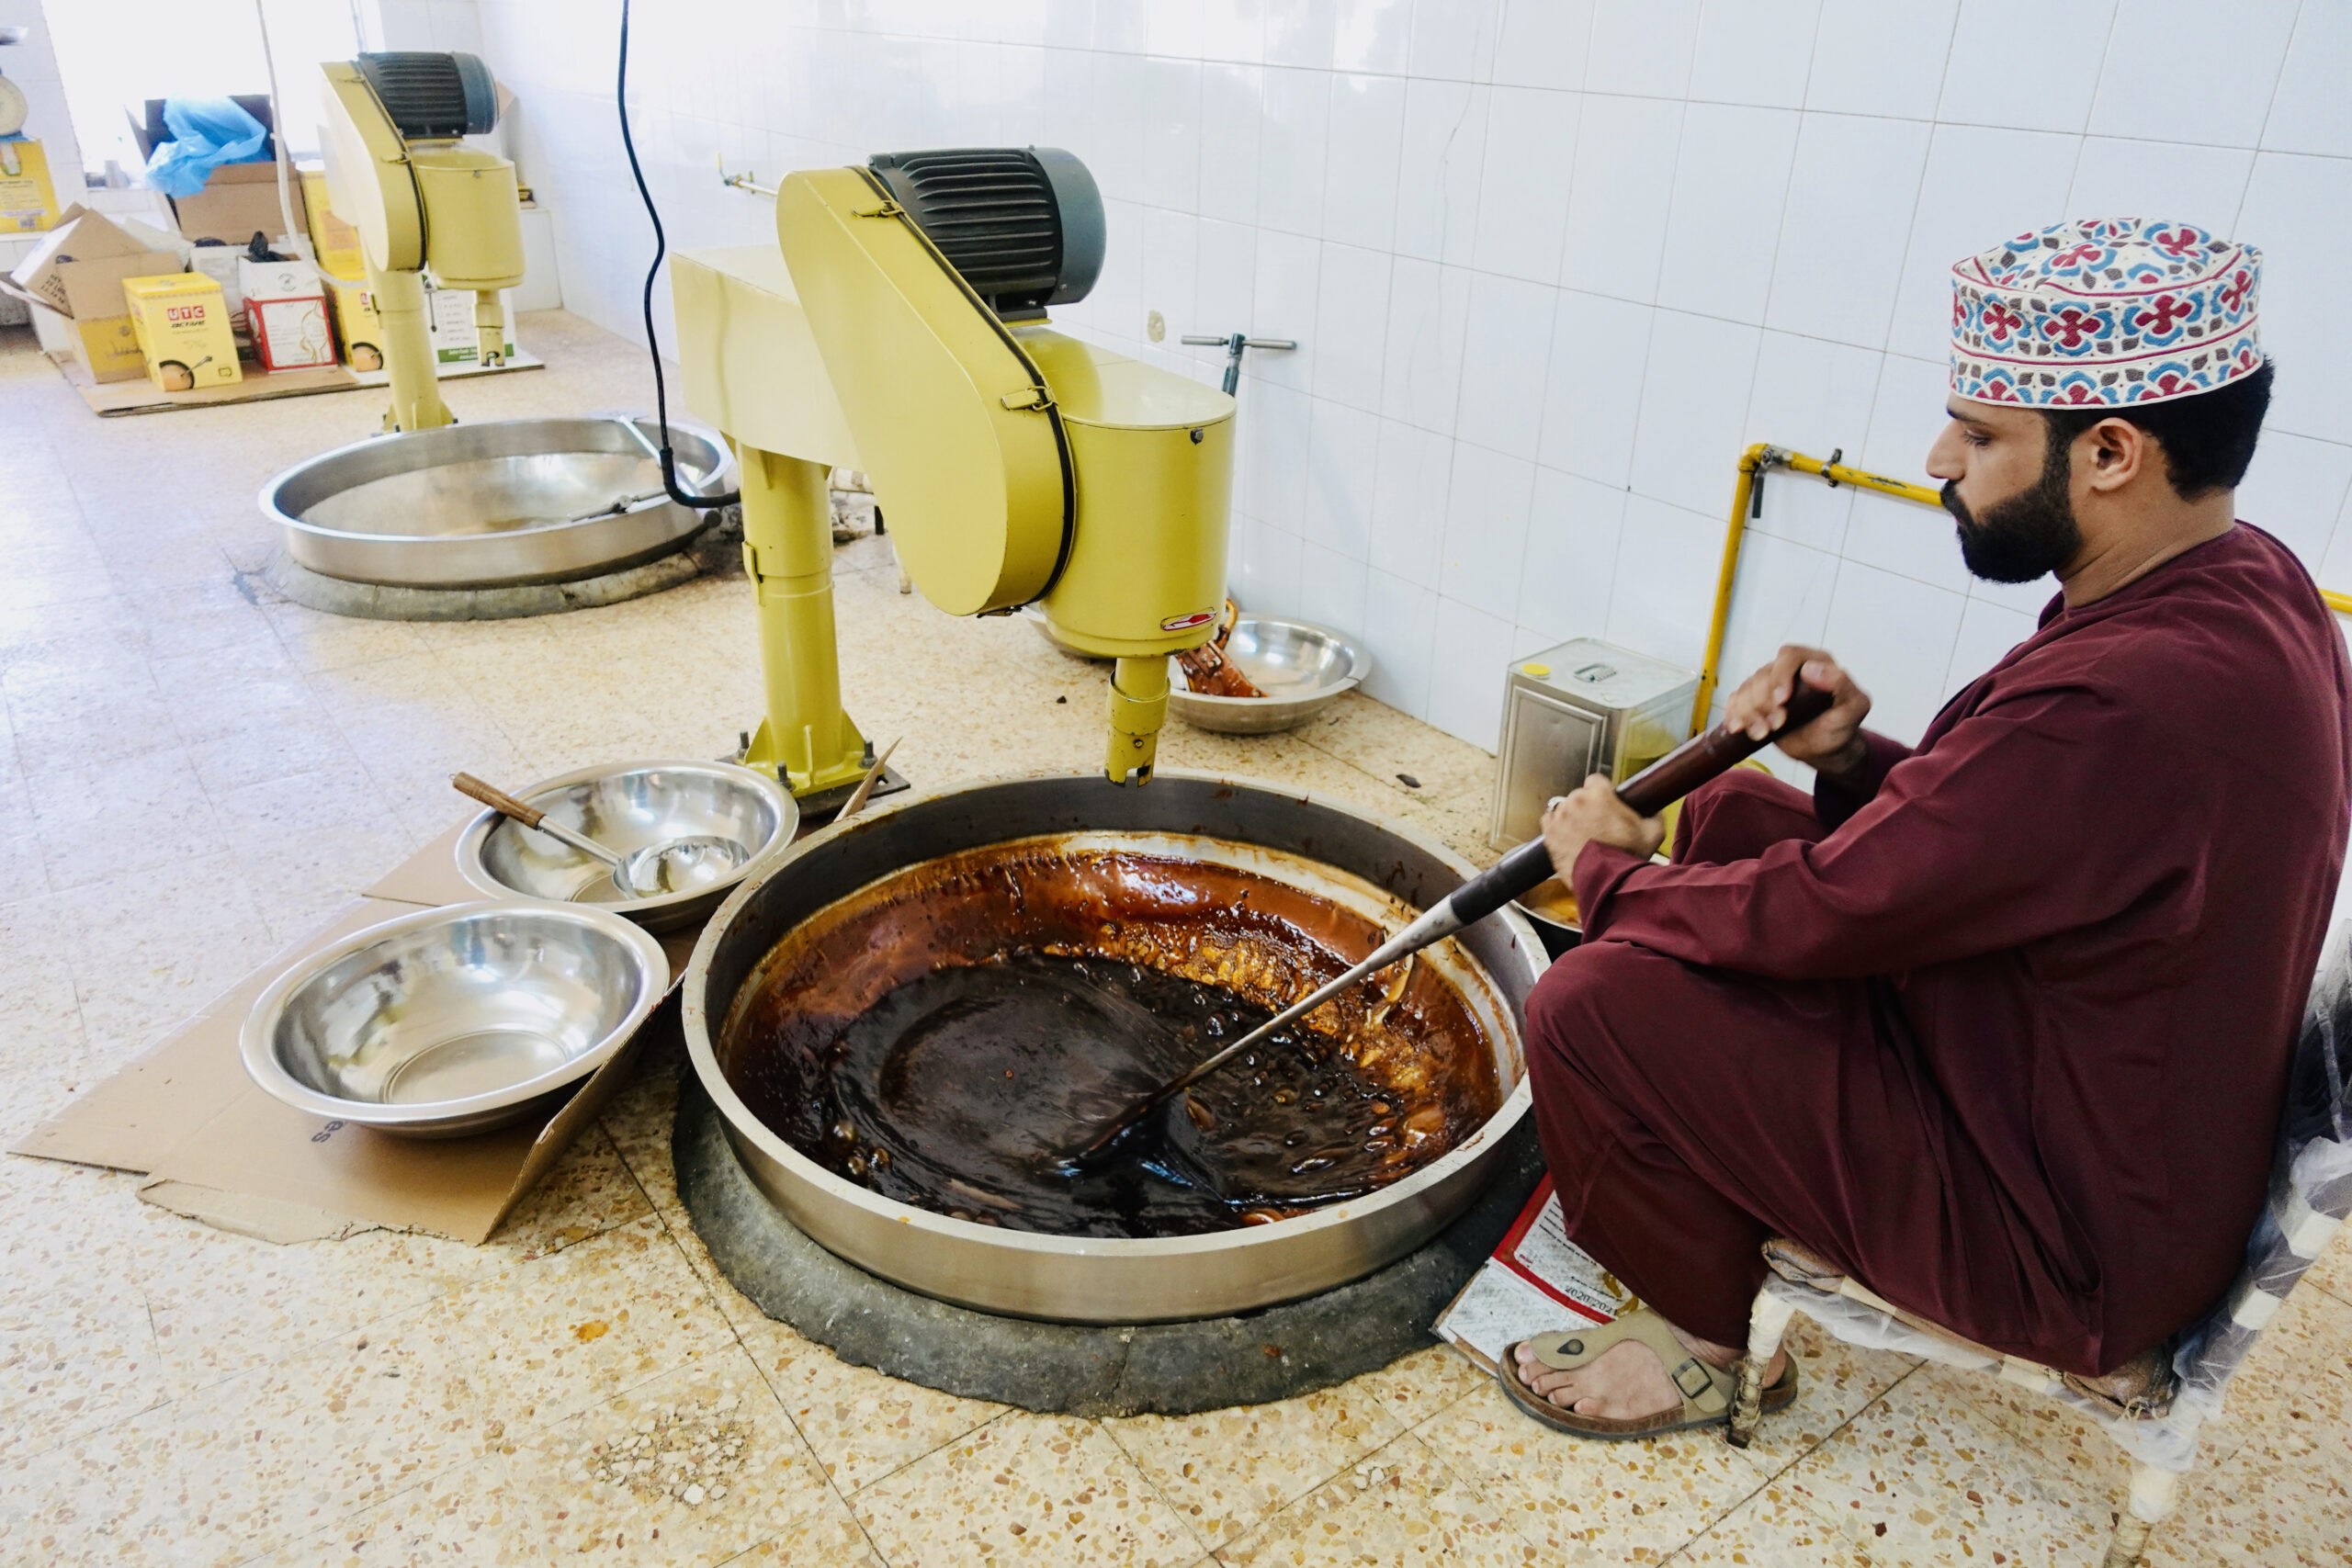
1950, 218, 2263, 408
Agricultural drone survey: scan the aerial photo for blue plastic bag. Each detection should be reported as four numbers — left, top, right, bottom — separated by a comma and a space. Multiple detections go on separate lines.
143, 96, 270, 199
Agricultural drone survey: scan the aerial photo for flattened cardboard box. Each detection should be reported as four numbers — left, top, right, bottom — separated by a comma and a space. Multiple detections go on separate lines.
0, 205, 185, 382
13, 827, 699, 1246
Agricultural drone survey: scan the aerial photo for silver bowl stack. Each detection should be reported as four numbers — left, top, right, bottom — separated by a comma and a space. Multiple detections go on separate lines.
240, 760, 796, 1136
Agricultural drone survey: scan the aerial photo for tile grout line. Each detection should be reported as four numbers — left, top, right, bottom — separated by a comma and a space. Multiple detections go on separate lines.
610, 1114, 909, 1565
1658, 1359, 1937, 1563
1091, 1412, 1230, 1563
196, 1170, 714, 1567
1199, 1422, 1430, 1566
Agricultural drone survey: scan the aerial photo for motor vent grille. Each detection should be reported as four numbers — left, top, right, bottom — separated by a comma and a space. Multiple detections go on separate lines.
356, 51, 497, 140
869, 148, 1102, 321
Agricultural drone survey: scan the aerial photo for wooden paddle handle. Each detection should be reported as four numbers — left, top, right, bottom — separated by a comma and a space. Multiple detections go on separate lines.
451, 772, 544, 828
1442, 680, 1837, 928
1617, 680, 1836, 818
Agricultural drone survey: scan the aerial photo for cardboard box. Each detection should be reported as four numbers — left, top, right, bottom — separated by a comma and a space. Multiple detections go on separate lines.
0, 137, 63, 232
12, 822, 699, 1247
240, 254, 335, 371
323, 270, 381, 371
174, 161, 292, 247
187, 243, 245, 335
123, 272, 243, 390
0, 206, 186, 382
299, 164, 365, 280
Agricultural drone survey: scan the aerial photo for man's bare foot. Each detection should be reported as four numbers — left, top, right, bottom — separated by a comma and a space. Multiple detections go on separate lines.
1511, 1318, 1788, 1421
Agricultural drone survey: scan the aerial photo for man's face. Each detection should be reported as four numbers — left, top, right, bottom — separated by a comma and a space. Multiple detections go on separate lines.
1924, 398, 2083, 584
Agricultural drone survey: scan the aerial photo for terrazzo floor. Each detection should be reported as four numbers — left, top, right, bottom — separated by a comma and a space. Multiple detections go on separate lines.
1, 310, 2346, 1567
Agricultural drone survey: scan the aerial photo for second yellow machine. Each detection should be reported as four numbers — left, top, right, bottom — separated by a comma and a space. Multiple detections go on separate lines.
673, 148, 1233, 791
319, 51, 524, 433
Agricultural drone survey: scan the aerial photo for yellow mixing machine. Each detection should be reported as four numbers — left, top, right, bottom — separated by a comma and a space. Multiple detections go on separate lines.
318, 51, 523, 433
672, 149, 1234, 794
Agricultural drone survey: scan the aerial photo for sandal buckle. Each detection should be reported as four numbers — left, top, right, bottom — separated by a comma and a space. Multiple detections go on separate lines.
1669, 1359, 1715, 1401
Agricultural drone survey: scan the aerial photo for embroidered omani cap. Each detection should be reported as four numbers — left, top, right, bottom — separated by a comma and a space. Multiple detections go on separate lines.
1950, 218, 2262, 407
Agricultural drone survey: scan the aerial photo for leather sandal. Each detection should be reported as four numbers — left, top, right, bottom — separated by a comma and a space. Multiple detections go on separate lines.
1497, 1307, 1797, 1440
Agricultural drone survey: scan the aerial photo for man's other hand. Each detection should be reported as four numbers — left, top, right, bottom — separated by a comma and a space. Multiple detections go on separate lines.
1724, 646, 1871, 786
1542, 774, 1667, 883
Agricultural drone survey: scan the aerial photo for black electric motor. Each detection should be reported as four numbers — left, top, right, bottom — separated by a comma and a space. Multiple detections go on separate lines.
357, 51, 499, 140
867, 147, 1104, 321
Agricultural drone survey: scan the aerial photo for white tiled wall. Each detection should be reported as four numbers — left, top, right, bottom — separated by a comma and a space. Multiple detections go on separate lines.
459, 0, 2352, 755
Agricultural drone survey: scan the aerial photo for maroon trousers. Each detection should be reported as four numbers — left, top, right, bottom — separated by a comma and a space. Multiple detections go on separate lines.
1526, 771, 2075, 1354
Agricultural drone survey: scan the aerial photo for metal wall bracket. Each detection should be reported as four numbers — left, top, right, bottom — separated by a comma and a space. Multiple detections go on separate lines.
1180, 331, 1299, 396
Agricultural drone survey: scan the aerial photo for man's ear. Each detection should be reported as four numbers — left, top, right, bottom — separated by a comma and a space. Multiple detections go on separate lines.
2083, 415, 2147, 492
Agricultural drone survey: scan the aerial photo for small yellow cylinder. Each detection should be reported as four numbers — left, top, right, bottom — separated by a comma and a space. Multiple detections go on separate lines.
473, 290, 505, 367
364, 261, 450, 432
1106, 655, 1170, 785
737, 444, 869, 795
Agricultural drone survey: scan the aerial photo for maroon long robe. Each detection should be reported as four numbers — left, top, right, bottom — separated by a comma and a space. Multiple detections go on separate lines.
1528, 524, 2351, 1374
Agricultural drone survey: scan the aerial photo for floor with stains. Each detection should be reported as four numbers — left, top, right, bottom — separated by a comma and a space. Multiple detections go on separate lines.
1, 310, 2346, 1566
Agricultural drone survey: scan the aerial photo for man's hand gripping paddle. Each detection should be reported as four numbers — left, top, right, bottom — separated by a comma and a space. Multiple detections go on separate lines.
1053, 680, 1837, 1172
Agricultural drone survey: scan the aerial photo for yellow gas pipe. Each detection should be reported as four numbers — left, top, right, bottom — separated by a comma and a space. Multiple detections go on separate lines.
1698, 444, 2352, 737
1692, 445, 1945, 737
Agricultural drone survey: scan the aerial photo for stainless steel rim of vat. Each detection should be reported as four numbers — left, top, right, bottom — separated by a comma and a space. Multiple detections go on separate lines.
1167, 616, 1372, 735
681, 771, 1547, 1325
259, 415, 737, 590
240, 900, 670, 1138
456, 760, 799, 933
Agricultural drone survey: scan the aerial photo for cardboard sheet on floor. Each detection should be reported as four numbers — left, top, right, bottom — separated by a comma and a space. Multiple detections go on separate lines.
51, 344, 544, 417
366, 821, 474, 906
11, 826, 697, 1247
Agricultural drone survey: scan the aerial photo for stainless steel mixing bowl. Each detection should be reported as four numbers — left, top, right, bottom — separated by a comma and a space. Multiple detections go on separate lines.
683, 771, 1546, 1324
241, 902, 670, 1137
1168, 616, 1371, 734
261, 415, 736, 589
457, 761, 798, 933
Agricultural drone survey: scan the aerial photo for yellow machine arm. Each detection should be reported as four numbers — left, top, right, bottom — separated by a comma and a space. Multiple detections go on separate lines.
673, 148, 1233, 791
319, 52, 523, 432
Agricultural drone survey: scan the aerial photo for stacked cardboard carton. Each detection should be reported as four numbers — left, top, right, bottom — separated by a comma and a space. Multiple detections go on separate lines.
0, 206, 185, 382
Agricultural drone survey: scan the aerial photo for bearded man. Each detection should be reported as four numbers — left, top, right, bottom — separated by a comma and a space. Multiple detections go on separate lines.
1498, 219, 2352, 1438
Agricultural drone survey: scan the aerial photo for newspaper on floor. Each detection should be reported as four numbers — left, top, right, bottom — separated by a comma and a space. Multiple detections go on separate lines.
1434, 1176, 1634, 1374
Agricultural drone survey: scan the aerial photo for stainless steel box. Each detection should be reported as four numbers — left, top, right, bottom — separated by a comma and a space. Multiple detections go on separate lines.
1488, 638, 1698, 851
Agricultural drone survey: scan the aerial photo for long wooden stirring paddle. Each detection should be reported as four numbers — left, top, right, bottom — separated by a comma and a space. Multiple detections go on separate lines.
1055, 681, 1837, 1168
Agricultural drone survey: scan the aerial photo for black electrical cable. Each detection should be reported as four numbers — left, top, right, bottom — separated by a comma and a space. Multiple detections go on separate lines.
618, 0, 738, 509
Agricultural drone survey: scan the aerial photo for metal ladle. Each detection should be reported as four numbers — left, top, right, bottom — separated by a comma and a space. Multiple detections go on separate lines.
452, 773, 750, 899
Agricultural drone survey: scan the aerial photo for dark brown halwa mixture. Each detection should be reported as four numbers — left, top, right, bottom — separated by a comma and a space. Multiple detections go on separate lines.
721, 844, 1502, 1238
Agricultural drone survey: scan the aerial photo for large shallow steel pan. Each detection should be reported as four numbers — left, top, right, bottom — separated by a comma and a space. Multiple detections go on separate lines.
262, 415, 733, 588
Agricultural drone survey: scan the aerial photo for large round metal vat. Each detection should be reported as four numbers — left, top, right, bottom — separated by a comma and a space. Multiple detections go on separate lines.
261, 415, 735, 589
682, 773, 1547, 1324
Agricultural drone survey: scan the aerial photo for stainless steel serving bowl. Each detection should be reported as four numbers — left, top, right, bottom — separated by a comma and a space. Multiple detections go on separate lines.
683, 771, 1546, 1324
261, 415, 735, 589
1168, 616, 1371, 734
241, 902, 669, 1137
457, 761, 798, 933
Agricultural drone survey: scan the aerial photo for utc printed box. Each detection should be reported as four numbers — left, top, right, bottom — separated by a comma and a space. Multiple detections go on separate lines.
122, 272, 243, 391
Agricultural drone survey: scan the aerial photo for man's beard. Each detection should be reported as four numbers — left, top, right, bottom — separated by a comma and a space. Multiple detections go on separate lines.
1941, 436, 2082, 584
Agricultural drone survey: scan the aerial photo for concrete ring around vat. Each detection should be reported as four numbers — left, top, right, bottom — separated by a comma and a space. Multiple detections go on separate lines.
674, 1066, 1544, 1416
257, 508, 743, 621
